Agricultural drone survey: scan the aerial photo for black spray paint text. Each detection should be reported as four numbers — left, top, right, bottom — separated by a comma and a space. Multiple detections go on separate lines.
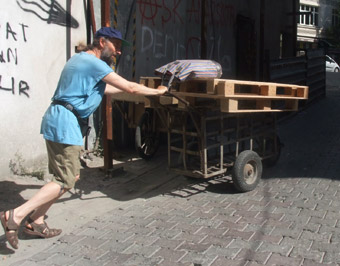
1, 22, 30, 97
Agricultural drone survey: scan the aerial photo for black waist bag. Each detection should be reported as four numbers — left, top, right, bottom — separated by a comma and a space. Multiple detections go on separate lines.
52, 100, 91, 137
77, 117, 91, 137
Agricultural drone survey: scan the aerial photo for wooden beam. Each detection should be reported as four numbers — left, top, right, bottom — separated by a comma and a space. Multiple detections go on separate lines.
101, 0, 113, 170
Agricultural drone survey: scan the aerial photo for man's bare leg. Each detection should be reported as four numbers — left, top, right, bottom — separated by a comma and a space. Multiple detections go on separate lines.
26, 175, 79, 225
5, 182, 65, 226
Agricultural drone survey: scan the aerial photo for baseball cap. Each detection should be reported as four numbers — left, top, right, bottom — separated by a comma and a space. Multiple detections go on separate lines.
95, 27, 131, 47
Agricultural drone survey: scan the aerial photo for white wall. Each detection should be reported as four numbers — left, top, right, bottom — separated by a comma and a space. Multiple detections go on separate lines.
0, 1, 87, 176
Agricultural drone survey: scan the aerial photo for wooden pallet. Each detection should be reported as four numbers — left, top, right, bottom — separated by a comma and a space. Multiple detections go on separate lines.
213, 79, 308, 99
220, 98, 299, 113
115, 77, 308, 113
140, 77, 308, 99
140, 76, 179, 106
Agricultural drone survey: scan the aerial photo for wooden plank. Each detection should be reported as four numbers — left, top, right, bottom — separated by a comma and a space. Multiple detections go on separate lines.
217, 81, 235, 96
212, 78, 308, 89
171, 91, 307, 100
141, 77, 308, 100
207, 79, 219, 94
111, 92, 146, 103
159, 95, 178, 105
216, 81, 308, 99
139, 77, 162, 107
220, 98, 299, 113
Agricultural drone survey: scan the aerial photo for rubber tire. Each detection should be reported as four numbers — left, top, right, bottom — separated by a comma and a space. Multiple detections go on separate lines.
232, 150, 262, 192
135, 111, 159, 160
335, 68, 339, 72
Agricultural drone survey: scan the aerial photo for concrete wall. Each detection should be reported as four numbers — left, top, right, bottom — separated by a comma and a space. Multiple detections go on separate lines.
0, 1, 87, 176
134, 0, 254, 79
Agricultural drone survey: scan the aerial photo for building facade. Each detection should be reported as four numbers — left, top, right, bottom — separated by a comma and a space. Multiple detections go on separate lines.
297, 0, 340, 50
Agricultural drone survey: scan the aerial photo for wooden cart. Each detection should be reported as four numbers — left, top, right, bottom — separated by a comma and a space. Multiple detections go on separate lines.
111, 77, 308, 192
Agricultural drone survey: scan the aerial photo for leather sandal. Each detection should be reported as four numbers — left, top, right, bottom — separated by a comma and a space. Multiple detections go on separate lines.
0, 210, 19, 249
23, 217, 62, 238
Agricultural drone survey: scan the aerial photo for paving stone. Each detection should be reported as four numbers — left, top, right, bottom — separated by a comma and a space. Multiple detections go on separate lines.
57, 234, 85, 245
227, 239, 262, 251
235, 249, 271, 264
194, 227, 227, 237
152, 238, 184, 250
77, 236, 109, 248
100, 230, 135, 242
290, 222, 321, 234
224, 229, 254, 241
237, 216, 267, 226
199, 235, 233, 247
177, 242, 211, 253
179, 250, 216, 265
271, 226, 303, 239
217, 220, 247, 231
73, 258, 108, 266
122, 243, 161, 257
210, 256, 243, 266
290, 247, 324, 262
266, 253, 303, 266
99, 250, 134, 265
299, 230, 332, 243
29, 252, 58, 263
157, 260, 193, 266
174, 232, 207, 243
322, 251, 340, 264
190, 217, 222, 228
100, 240, 134, 253
146, 220, 177, 230
8, 260, 42, 266
45, 253, 80, 265
256, 242, 293, 256
153, 247, 186, 262
123, 253, 163, 266
249, 231, 282, 244
43, 242, 80, 255
172, 223, 202, 234
204, 245, 240, 259
302, 258, 338, 266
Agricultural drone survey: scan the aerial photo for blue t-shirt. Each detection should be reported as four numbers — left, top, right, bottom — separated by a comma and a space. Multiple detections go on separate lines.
41, 52, 113, 145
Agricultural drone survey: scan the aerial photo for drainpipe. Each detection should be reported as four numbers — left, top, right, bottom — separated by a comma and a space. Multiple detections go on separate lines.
292, 0, 297, 56
101, 0, 114, 170
259, 0, 265, 80
201, 0, 207, 59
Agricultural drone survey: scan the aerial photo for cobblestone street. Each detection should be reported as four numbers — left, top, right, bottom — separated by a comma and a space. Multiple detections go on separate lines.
1, 79, 340, 266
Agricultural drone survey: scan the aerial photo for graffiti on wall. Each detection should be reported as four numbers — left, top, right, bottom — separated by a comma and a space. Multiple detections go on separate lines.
0, 22, 30, 98
138, 0, 234, 73
137, 0, 184, 27
137, 0, 235, 28
16, 0, 79, 28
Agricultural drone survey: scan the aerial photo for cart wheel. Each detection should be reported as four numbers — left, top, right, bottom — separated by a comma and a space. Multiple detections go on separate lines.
263, 135, 282, 168
232, 150, 262, 192
135, 111, 159, 160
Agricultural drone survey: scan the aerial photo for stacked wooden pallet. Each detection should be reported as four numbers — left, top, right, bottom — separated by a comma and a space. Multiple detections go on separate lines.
111, 76, 308, 113
140, 77, 309, 113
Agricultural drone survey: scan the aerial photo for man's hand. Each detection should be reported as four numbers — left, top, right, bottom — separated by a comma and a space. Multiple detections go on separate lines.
156, 85, 168, 95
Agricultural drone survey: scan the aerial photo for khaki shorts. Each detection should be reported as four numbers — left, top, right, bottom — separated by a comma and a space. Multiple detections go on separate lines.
46, 140, 82, 189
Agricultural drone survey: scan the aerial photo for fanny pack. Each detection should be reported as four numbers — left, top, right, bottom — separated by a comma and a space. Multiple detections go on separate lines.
51, 100, 91, 137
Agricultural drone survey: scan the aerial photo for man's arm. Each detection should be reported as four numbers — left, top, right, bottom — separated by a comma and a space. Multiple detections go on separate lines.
102, 72, 167, 96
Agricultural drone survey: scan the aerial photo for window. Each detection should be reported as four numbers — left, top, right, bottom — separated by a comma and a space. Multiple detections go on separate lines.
299, 5, 319, 26
332, 8, 340, 26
